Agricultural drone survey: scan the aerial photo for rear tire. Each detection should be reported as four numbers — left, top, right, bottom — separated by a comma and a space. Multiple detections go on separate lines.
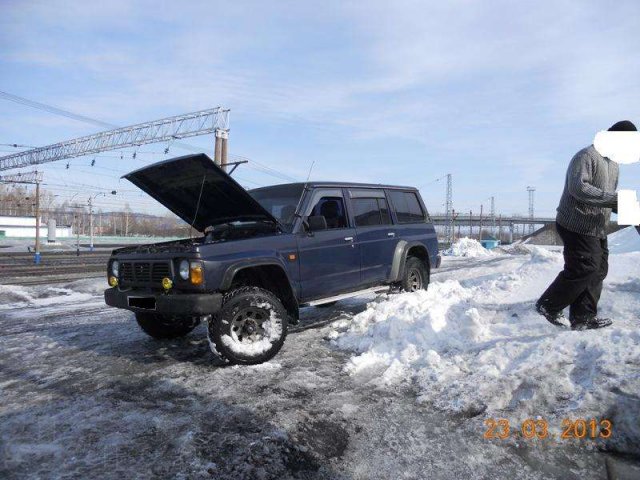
207, 287, 288, 365
135, 313, 200, 339
400, 256, 429, 292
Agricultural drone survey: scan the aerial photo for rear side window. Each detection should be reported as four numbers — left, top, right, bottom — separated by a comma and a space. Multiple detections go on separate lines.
389, 191, 425, 223
353, 198, 392, 226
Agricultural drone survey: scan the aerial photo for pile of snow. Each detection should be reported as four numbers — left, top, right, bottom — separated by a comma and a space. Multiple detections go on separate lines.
443, 237, 492, 257
609, 225, 640, 254
0, 278, 106, 310
329, 247, 640, 454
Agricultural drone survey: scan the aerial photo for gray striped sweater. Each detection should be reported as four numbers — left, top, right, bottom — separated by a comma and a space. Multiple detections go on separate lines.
556, 145, 618, 238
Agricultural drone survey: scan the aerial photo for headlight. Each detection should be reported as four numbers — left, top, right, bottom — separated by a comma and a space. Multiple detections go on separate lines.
111, 260, 119, 277
179, 260, 190, 280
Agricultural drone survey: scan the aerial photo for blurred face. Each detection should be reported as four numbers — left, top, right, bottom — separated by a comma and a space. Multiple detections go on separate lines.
593, 131, 640, 164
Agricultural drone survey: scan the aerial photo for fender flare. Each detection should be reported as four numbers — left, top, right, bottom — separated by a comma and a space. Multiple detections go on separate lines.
219, 258, 300, 319
219, 258, 292, 291
389, 241, 430, 282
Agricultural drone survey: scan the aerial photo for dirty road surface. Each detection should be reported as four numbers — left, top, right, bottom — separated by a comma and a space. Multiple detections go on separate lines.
0, 262, 617, 479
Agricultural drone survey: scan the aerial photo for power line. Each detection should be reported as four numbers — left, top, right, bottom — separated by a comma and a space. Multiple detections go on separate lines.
0, 143, 37, 148
0, 91, 116, 129
1, 90, 296, 184
0, 90, 225, 157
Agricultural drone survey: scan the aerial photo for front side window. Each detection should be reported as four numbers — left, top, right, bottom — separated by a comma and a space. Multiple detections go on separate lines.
353, 197, 392, 226
309, 194, 348, 229
389, 191, 425, 224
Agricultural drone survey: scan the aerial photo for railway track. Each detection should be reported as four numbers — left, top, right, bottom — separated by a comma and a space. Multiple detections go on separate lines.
0, 251, 109, 285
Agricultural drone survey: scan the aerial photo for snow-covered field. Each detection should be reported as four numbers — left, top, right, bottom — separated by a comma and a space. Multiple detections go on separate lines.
1, 233, 639, 479
330, 237, 640, 457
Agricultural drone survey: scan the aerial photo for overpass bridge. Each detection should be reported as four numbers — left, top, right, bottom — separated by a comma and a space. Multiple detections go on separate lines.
430, 214, 556, 226
429, 213, 556, 245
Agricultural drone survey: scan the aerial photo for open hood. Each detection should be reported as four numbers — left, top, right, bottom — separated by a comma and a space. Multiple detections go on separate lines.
123, 154, 278, 232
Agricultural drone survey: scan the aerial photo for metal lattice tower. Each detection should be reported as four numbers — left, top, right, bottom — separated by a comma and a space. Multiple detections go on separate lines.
527, 186, 536, 234
444, 173, 453, 245
0, 170, 43, 184
0, 108, 230, 171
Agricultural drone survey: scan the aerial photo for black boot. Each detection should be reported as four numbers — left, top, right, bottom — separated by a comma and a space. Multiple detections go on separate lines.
535, 301, 567, 327
571, 317, 613, 331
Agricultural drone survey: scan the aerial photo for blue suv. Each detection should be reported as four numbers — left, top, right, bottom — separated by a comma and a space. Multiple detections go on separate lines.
105, 154, 440, 364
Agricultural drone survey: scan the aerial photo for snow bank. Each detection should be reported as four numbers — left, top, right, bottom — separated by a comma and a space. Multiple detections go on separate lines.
330, 248, 640, 454
443, 237, 492, 257
609, 225, 640, 254
0, 278, 105, 310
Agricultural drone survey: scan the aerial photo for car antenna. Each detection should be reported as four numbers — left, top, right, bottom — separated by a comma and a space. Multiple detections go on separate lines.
293, 160, 315, 219
190, 173, 207, 240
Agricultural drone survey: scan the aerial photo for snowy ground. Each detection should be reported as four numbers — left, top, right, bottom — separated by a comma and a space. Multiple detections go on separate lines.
1, 239, 639, 479
330, 241, 640, 457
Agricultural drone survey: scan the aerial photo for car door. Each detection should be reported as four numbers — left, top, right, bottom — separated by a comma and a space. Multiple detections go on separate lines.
296, 188, 361, 301
348, 189, 398, 285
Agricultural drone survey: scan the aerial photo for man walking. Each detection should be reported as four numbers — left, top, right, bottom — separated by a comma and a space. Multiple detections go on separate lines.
536, 120, 637, 330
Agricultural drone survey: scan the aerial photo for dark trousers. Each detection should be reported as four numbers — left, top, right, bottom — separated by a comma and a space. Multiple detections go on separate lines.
537, 223, 609, 323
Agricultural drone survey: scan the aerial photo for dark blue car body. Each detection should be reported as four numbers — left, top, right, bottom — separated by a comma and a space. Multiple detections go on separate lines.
104, 154, 440, 322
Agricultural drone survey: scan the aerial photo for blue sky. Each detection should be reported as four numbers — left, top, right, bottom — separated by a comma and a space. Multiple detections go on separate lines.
1, 0, 639, 217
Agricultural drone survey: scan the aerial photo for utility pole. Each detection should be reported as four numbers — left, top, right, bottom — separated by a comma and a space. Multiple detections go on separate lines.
444, 173, 453, 246
490, 196, 495, 237
527, 186, 536, 235
469, 210, 473, 238
89, 191, 115, 249
221, 129, 229, 172
75, 214, 80, 256
451, 209, 459, 242
34, 177, 41, 264
214, 127, 230, 172
0, 170, 43, 264
498, 214, 503, 243
479, 204, 484, 241
88, 197, 94, 252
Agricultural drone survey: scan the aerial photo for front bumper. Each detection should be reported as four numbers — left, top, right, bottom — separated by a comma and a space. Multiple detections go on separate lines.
104, 287, 223, 316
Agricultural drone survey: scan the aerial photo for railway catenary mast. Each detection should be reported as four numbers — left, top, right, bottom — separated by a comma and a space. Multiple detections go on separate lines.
0, 108, 230, 172
0, 170, 43, 263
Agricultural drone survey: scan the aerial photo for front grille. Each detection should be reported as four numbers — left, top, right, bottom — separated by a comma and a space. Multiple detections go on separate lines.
151, 263, 171, 282
120, 261, 171, 286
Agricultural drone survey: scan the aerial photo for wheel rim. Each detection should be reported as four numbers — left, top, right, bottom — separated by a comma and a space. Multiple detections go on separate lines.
230, 307, 269, 344
408, 268, 423, 291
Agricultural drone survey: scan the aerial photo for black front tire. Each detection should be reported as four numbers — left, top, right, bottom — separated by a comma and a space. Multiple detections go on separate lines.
207, 287, 289, 365
400, 256, 429, 292
135, 313, 200, 339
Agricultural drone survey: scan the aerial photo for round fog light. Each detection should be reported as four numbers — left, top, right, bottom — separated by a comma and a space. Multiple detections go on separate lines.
162, 277, 173, 290
108, 276, 118, 287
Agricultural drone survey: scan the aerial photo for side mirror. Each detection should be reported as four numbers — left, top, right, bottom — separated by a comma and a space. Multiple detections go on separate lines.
307, 215, 328, 231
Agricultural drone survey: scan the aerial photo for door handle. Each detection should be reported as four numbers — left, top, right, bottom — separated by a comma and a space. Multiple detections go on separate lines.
344, 236, 354, 242
387, 232, 396, 237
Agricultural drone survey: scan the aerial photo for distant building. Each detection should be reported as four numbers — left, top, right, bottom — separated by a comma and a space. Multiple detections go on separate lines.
0, 215, 72, 239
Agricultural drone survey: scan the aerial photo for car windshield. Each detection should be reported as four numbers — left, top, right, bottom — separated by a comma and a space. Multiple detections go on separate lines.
248, 184, 304, 230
